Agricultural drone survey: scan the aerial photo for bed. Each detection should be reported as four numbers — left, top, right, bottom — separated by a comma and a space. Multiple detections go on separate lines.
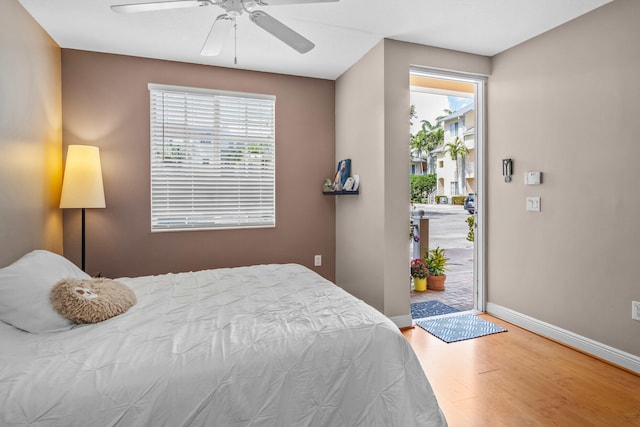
0, 250, 447, 426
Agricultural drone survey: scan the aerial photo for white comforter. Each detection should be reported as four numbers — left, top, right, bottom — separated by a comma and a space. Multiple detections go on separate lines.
0, 264, 446, 426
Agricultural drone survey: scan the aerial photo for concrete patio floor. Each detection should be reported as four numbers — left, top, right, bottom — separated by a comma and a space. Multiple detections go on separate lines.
410, 204, 474, 313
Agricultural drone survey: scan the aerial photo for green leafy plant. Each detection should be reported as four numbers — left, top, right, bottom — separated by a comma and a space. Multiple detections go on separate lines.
410, 174, 436, 203
410, 258, 429, 279
425, 246, 448, 276
466, 216, 474, 242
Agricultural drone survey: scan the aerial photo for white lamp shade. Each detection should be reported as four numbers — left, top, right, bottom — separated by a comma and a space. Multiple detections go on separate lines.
60, 145, 106, 209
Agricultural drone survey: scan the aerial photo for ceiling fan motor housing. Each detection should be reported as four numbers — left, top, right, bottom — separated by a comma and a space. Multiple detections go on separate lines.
226, 0, 243, 16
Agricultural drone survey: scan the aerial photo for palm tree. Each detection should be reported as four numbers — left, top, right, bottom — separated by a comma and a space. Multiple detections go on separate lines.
411, 119, 444, 174
436, 109, 453, 123
444, 136, 469, 195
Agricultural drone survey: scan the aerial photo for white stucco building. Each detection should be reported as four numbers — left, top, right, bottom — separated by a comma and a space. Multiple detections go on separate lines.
435, 104, 475, 198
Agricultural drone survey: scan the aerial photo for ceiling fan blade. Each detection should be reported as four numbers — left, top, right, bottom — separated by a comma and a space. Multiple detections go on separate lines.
111, 0, 208, 14
249, 10, 314, 54
255, 0, 338, 5
201, 14, 234, 56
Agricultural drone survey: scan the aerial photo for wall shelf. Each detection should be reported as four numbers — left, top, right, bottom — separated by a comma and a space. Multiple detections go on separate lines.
323, 190, 359, 195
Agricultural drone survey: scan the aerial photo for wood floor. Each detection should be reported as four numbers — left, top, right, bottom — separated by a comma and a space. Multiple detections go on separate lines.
402, 314, 640, 427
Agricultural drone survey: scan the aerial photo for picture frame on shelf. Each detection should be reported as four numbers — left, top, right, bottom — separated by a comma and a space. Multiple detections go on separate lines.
343, 177, 355, 191
333, 159, 351, 190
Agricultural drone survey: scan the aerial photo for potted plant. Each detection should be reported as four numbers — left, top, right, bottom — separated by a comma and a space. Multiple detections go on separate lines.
410, 258, 428, 292
425, 246, 448, 291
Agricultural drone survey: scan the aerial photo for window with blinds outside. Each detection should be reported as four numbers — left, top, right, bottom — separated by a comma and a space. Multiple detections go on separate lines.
149, 84, 276, 231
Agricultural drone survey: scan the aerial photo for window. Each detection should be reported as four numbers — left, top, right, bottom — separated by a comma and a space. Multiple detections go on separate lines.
449, 121, 459, 136
450, 182, 459, 196
149, 84, 275, 231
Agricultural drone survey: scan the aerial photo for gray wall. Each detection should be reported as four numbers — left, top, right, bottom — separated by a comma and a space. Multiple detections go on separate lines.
0, 1, 63, 266
335, 39, 490, 321
335, 0, 640, 359
335, 42, 386, 311
487, 0, 640, 356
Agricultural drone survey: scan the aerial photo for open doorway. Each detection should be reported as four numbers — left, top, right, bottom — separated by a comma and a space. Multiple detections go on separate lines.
409, 68, 485, 319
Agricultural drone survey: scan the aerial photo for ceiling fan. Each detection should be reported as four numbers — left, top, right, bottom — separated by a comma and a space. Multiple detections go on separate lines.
111, 0, 339, 57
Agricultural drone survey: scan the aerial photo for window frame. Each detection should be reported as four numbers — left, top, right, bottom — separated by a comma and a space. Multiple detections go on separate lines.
148, 83, 276, 232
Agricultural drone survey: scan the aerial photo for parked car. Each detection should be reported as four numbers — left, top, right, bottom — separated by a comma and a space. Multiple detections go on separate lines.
464, 193, 475, 214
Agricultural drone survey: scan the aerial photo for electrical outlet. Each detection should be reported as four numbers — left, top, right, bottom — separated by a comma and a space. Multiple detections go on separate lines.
632, 301, 640, 321
314, 255, 322, 267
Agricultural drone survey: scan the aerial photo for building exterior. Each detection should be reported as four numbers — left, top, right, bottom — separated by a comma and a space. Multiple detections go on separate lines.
435, 104, 475, 198
410, 157, 428, 175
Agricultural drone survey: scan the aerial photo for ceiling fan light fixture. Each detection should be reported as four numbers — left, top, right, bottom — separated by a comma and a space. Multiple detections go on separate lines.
201, 14, 235, 56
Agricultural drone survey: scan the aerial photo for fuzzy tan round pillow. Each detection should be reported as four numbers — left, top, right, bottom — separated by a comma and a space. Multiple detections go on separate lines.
50, 278, 136, 324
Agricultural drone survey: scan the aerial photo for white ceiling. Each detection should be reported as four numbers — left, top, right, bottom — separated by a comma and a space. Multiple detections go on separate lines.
19, 0, 611, 80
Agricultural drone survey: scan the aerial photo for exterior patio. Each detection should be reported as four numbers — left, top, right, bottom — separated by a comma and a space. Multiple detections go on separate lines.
410, 204, 474, 313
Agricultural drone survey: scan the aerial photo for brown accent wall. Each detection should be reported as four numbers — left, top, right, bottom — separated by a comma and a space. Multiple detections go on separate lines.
61, 50, 335, 280
0, 1, 63, 266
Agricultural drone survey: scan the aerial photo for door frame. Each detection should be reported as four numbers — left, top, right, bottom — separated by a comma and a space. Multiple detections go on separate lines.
410, 66, 487, 312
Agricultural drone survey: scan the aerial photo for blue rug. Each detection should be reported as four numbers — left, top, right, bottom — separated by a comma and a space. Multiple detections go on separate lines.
416, 314, 507, 343
411, 301, 460, 319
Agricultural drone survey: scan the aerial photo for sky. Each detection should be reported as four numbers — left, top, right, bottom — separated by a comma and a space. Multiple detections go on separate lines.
448, 96, 474, 112
410, 91, 473, 135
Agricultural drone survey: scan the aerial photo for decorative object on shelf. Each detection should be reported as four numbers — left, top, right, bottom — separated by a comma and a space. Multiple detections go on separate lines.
410, 258, 428, 292
343, 176, 355, 191
333, 158, 351, 190
425, 246, 448, 291
324, 159, 360, 195
60, 145, 106, 272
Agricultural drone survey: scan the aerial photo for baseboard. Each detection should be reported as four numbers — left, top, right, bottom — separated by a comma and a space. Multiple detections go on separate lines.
487, 302, 640, 374
390, 314, 413, 329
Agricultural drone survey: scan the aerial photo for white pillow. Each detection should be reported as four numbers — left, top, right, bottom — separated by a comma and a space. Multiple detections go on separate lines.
0, 250, 91, 333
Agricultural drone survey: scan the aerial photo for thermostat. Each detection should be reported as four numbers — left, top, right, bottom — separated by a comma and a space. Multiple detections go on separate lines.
525, 171, 542, 185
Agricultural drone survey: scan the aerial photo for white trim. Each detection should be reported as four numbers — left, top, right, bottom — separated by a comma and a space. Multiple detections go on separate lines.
148, 83, 275, 101
474, 79, 486, 312
147, 85, 276, 232
409, 66, 487, 313
487, 302, 640, 374
390, 314, 413, 329
409, 66, 489, 82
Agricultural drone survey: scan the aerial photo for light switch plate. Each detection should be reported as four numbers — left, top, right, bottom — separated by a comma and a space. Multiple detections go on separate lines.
526, 197, 541, 212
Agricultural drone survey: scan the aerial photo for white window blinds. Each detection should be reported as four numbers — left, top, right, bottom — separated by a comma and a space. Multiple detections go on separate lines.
149, 84, 276, 231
